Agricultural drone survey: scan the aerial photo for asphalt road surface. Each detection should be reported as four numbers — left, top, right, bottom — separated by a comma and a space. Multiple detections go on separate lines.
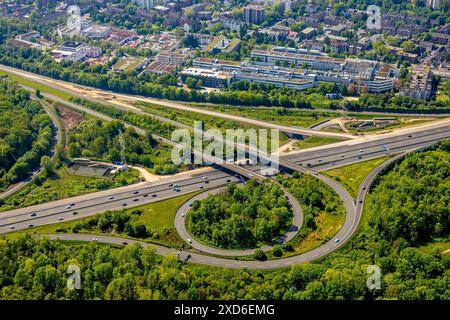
282, 124, 450, 170
39, 152, 405, 269
0, 168, 239, 234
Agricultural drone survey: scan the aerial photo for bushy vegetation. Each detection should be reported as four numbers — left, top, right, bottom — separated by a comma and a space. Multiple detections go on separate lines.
0, 79, 53, 191
66, 113, 178, 175
189, 180, 292, 249
366, 141, 450, 246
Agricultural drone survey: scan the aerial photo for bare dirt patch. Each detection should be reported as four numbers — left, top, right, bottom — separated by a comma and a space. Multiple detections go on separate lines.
55, 104, 85, 135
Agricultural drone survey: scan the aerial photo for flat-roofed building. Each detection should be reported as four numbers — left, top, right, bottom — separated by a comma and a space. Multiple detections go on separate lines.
181, 68, 233, 88
82, 24, 112, 39
193, 57, 242, 72
145, 60, 177, 75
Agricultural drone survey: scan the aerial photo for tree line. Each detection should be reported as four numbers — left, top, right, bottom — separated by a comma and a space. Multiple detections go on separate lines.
0, 79, 54, 191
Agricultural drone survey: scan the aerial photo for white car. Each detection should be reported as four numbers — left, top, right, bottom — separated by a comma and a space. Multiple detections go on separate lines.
335, 238, 340, 243
202, 176, 208, 180
187, 238, 192, 244
108, 196, 114, 200
65, 205, 72, 209
181, 213, 185, 217
92, 238, 98, 242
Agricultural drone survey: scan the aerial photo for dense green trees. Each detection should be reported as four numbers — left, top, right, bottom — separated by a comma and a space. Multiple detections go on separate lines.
0, 79, 54, 191
65, 108, 179, 175
72, 209, 151, 239
366, 141, 450, 246
189, 180, 292, 248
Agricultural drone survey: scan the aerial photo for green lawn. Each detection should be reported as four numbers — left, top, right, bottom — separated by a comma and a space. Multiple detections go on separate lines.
416, 241, 450, 255
4, 192, 198, 248
294, 136, 347, 150
190, 103, 336, 128
0, 167, 140, 211
324, 157, 391, 199
136, 102, 290, 149
0, 71, 72, 100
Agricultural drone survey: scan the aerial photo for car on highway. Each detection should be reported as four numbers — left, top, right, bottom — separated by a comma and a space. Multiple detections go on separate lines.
173, 187, 181, 192
28, 224, 34, 228
169, 183, 174, 187
58, 217, 64, 221
189, 203, 193, 207
92, 238, 98, 241
65, 205, 72, 209
30, 212, 37, 217
187, 238, 192, 244
143, 194, 148, 198
335, 238, 340, 243
133, 191, 139, 195
122, 203, 128, 206
199, 186, 204, 189
226, 179, 231, 182
359, 149, 363, 153
202, 176, 208, 180
122, 241, 128, 245
72, 212, 78, 215
152, 194, 157, 198
133, 198, 139, 202
108, 196, 114, 200
9, 226, 15, 230
204, 181, 210, 184
182, 213, 185, 217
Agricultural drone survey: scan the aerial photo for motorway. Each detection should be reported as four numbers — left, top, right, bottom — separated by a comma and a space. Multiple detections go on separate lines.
21, 80, 450, 176
0, 64, 355, 139
0, 168, 239, 234
7, 66, 450, 175
38, 151, 406, 269
281, 123, 450, 171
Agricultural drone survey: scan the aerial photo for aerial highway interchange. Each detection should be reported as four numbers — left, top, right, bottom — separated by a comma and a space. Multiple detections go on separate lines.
0, 65, 449, 269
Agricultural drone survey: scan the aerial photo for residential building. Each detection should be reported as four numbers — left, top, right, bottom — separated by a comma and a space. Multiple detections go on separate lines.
156, 51, 188, 66
243, 4, 265, 25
